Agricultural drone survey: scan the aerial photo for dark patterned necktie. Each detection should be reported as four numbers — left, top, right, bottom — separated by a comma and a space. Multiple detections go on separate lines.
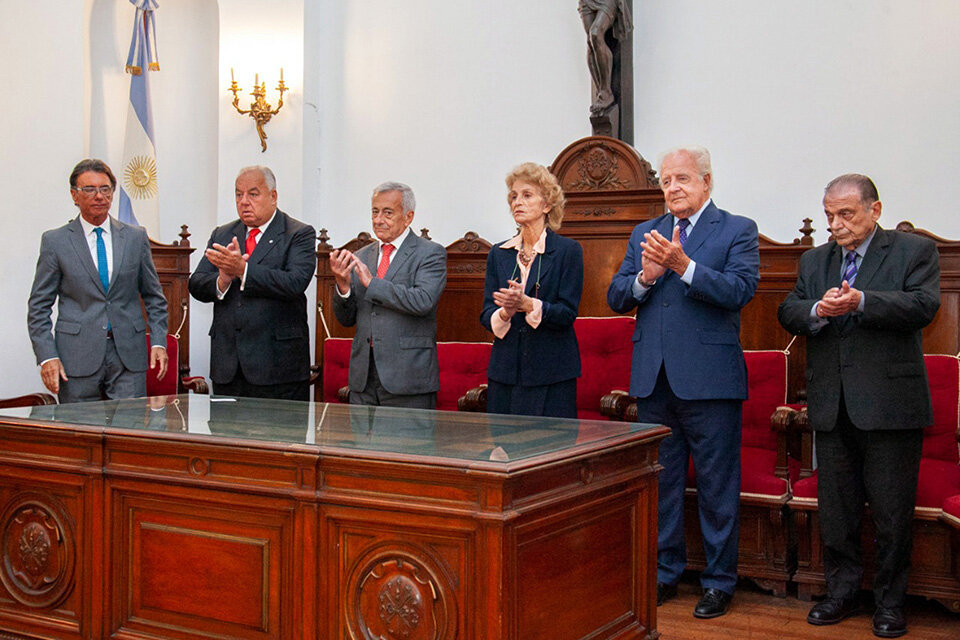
843, 251, 858, 285
677, 218, 690, 246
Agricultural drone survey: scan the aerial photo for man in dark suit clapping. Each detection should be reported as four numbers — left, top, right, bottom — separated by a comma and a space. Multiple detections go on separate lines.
189, 166, 316, 401
779, 174, 940, 638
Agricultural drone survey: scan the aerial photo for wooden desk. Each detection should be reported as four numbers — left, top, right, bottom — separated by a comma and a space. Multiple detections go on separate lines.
0, 396, 667, 639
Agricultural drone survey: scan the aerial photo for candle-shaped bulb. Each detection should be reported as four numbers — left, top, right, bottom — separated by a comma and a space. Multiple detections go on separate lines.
280, 67, 284, 82
255, 73, 259, 86
230, 67, 235, 82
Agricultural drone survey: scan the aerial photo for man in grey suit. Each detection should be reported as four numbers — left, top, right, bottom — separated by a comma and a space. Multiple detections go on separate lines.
330, 182, 447, 409
778, 174, 940, 639
28, 158, 168, 403
189, 166, 316, 401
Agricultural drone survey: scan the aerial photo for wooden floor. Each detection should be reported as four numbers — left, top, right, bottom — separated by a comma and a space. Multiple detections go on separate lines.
656, 576, 960, 640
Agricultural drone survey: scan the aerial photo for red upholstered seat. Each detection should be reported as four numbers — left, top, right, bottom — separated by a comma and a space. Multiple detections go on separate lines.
436, 342, 491, 411
322, 338, 492, 410
146, 334, 180, 397
322, 338, 352, 403
943, 495, 960, 526
573, 316, 634, 419
684, 350, 797, 497
792, 354, 960, 508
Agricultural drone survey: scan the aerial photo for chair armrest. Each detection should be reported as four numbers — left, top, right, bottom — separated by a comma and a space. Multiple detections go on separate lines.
181, 376, 209, 394
770, 405, 802, 480
458, 384, 487, 412
0, 393, 57, 408
337, 386, 351, 404
600, 390, 635, 421
309, 364, 321, 387
791, 406, 814, 478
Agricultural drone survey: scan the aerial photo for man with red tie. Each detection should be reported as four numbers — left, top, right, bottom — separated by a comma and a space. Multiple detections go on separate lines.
329, 182, 447, 409
189, 166, 316, 400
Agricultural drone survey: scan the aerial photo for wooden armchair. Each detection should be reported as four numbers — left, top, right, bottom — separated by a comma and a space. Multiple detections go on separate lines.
603, 347, 802, 596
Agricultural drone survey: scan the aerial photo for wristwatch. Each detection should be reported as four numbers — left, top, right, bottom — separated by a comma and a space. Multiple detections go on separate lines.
638, 270, 657, 287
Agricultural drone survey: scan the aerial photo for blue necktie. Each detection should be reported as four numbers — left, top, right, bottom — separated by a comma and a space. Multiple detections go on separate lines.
95, 227, 109, 291
677, 218, 690, 246
842, 251, 858, 286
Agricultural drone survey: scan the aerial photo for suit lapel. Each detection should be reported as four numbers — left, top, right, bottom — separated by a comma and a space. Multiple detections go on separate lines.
682, 202, 718, 258
68, 217, 106, 294
526, 230, 556, 296
384, 232, 417, 279
249, 210, 285, 263
110, 218, 128, 286
852, 226, 889, 291
826, 242, 844, 289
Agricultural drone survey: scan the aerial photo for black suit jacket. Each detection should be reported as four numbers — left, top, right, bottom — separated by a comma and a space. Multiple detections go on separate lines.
778, 226, 940, 431
189, 210, 316, 386
481, 229, 583, 386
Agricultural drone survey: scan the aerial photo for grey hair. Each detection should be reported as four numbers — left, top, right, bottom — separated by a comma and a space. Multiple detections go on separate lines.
824, 173, 879, 205
657, 146, 713, 193
237, 165, 277, 191
372, 182, 416, 213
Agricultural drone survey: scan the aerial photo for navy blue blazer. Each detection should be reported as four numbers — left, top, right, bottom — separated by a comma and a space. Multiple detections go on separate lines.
481, 229, 583, 386
607, 202, 760, 400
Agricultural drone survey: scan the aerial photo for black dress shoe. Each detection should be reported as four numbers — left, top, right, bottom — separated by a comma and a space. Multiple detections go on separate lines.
872, 607, 906, 638
806, 597, 859, 625
656, 582, 678, 606
693, 588, 732, 618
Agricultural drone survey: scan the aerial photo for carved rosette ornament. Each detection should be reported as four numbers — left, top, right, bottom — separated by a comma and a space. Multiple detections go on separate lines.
0, 493, 75, 608
345, 546, 457, 640
566, 143, 631, 191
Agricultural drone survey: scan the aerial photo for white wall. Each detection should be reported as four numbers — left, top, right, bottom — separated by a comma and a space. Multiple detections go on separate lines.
3, 1, 87, 398
3, 1, 960, 398
304, 0, 592, 249
634, 0, 960, 243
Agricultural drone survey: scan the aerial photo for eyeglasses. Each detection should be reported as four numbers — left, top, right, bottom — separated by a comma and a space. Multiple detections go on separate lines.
73, 186, 115, 196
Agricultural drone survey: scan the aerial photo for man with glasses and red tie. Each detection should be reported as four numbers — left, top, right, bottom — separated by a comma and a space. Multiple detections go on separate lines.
329, 182, 446, 409
779, 174, 940, 638
189, 165, 316, 401
28, 158, 168, 402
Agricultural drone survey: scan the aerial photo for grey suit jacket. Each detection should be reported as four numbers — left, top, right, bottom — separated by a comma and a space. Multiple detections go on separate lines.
778, 226, 940, 431
332, 232, 447, 395
28, 216, 168, 377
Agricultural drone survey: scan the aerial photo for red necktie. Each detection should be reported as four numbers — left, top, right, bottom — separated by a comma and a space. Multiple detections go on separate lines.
246, 228, 260, 256
377, 243, 394, 279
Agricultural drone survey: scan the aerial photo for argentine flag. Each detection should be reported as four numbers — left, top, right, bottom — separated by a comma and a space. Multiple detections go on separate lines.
117, 0, 160, 240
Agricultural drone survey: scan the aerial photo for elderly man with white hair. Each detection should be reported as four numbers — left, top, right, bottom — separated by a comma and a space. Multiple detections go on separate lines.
608, 146, 760, 618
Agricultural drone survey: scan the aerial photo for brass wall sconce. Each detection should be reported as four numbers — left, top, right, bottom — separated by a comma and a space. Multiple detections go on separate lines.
228, 68, 287, 152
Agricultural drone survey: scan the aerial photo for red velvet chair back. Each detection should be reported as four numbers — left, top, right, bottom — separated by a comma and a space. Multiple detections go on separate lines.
146, 334, 179, 397
574, 316, 635, 420
742, 350, 789, 451
323, 338, 352, 403
920, 354, 960, 464
437, 342, 492, 411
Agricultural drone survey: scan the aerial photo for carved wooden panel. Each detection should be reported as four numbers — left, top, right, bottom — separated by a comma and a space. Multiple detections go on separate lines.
551, 136, 665, 319
0, 492, 75, 610
107, 487, 298, 639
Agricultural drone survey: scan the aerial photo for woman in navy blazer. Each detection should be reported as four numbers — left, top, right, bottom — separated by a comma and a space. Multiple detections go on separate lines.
480, 163, 584, 418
